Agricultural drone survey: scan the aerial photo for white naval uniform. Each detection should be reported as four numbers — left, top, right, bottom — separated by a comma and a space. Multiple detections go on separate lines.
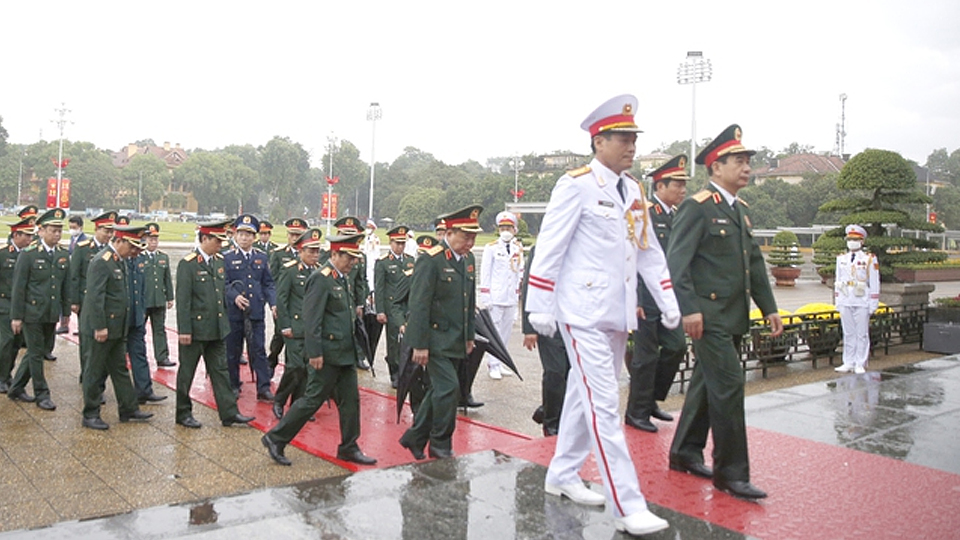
526, 158, 679, 518
479, 237, 524, 371
834, 250, 880, 369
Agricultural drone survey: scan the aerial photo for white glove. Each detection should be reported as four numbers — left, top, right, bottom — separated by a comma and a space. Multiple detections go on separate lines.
661, 309, 681, 330
529, 312, 558, 337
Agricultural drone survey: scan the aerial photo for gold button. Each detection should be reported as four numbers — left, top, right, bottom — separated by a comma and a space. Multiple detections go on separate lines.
720, 229, 726, 236
710, 293, 717, 300
198, 315, 202, 319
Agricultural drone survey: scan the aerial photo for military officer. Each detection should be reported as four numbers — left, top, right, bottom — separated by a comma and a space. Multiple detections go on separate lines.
415, 235, 438, 253
267, 217, 308, 372
262, 233, 377, 467
625, 154, 690, 433
834, 224, 880, 374
433, 217, 447, 242
142, 222, 176, 369
8, 208, 72, 411
526, 95, 680, 536
667, 124, 783, 501
272, 227, 324, 420
80, 226, 155, 429
479, 211, 524, 380
0, 217, 35, 393
254, 220, 279, 253
374, 225, 415, 386
329, 216, 371, 369
174, 219, 255, 429
398, 205, 483, 461
124, 222, 166, 405
224, 214, 277, 399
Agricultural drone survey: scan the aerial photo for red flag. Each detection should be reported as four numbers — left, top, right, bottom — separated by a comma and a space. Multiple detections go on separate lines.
326, 176, 339, 186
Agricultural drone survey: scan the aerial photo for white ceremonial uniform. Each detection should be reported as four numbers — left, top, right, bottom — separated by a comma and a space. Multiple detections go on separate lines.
526, 158, 679, 519
364, 233, 381, 293
479, 236, 524, 371
834, 250, 879, 369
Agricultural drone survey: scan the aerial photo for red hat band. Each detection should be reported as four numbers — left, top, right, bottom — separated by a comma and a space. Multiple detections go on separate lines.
588, 114, 636, 137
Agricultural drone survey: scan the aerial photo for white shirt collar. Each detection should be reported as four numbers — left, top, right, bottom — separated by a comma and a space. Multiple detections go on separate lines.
709, 181, 738, 206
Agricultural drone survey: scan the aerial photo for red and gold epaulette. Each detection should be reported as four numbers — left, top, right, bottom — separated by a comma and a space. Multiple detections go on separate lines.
283, 259, 298, 268
691, 190, 712, 203
183, 252, 197, 262
320, 267, 332, 276
568, 165, 591, 178
101, 251, 113, 261
77, 239, 92, 248
426, 245, 444, 257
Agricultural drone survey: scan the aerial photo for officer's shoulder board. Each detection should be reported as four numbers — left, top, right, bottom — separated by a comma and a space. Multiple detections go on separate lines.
214, 253, 223, 259
2, 243, 9, 251
24, 244, 38, 252
645, 200, 655, 210
379, 252, 390, 261
623, 171, 639, 184
486, 239, 498, 247
253, 247, 265, 254
568, 165, 591, 178
283, 259, 298, 268
737, 197, 749, 208
77, 239, 92, 248
692, 190, 713, 204
101, 250, 113, 261
320, 267, 332, 277
426, 245, 444, 257
183, 252, 197, 262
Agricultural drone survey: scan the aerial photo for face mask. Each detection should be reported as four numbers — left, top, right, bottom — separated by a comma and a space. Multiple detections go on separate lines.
499, 231, 514, 242
69, 228, 81, 237
846, 240, 862, 251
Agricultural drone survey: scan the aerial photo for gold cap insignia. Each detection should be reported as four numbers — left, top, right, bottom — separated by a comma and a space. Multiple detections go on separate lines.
678, 156, 687, 168
470, 209, 480, 219
734, 127, 742, 140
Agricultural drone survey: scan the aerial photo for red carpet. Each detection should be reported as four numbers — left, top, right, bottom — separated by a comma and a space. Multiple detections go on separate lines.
63, 324, 960, 539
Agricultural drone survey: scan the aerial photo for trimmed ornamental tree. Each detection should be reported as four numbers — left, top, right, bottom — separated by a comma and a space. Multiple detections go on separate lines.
767, 230, 803, 286
815, 149, 945, 282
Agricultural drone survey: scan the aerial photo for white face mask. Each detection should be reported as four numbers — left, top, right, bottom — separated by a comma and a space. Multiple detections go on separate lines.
846, 240, 862, 251
69, 228, 81, 237
499, 231, 514, 242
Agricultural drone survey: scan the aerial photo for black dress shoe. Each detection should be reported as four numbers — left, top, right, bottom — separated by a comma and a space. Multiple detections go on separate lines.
239, 356, 248, 365
428, 446, 454, 459
138, 393, 168, 404
262, 435, 291, 466
651, 408, 674, 422
156, 359, 177, 368
222, 414, 255, 426
177, 416, 202, 429
36, 398, 56, 411
458, 394, 484, 408
82, 417, 110, 430
337, 450, 378, 465
0, 381, 8, 394
272, 402, 284, 420
399, 436, 425, 460
357, 358, 371, 370
8, 389, 34, 402
257, 390, 275, 402
120, 410, 154, 422
43, 353, 57, 361
56, 326, 69, 335
669, 457, 713, 479
532, 405, 545, 424
100, 395, 106, 405
625, 415, 658, 433
714, 479, 767, 500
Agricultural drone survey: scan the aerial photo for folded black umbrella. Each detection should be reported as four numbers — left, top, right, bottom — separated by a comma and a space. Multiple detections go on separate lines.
475, 308, 522, 380
395, 334, 427, 422
458, 335, 489, 406
354, 316, 377, 378
363, 306, 383, 370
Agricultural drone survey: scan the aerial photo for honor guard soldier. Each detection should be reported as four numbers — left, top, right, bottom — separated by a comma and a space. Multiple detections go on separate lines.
8, 208, 72, 411
834, 224, 879, 374
271, 227, 323, 419
174, 219, 255, 429
667, 124, 782, 501
374, 225, 415, 386
262, 233, 377, 467
526, 95, 680, 536
363, 219, 380, 292
254, 220, 279, 253
625, 155, 690, 433
142, 223, 176, 369
479, 211, 524, 379
224, 214, 277, 400
80, 226, 155, 429
267, 217, 308, 372
0, 218, 35, 393
398, 205, 483, 461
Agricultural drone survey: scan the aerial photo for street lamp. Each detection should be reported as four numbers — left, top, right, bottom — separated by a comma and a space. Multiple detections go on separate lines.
509, 156, 525, 203
366, 102, 382, 222
51, 103, 72, 209
677, 52, 712, 176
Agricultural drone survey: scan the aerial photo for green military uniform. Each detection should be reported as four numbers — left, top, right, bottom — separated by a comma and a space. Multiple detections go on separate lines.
272, 256, 316, 412
9, 209, 71, 406
175, 248, 241, 423
400, 206, 481, 455
143, 244, 174, 365
0, 226, 31, 390
667, 130, 778, 487
374, 231, 415, 381
254, 239, 279, 253
265, 237, 366, 460
80, 245, 141, 420
69, 211, 118, 378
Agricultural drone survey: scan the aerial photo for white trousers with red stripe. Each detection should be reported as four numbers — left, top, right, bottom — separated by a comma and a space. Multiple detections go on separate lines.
838, 304, 871, 369
547, 324, 647, 518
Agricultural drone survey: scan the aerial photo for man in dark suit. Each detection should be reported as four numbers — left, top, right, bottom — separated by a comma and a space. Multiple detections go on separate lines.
667, 124, 783, 500
262, 232, 376, 466
174, 219, 254, 429
398, 205, 482, 460
625, 154, 689, 433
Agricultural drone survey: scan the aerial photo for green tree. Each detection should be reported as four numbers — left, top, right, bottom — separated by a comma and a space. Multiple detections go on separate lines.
0, 115, 8, 157
120, 153, 168, 211
817, 148, 945, 281
174, 151, 256, 214
932, 184, 960, 229
259, 136, 311, 218
397, 187, 445, 228
738, 184, 790, 228
779, 142, 815, 156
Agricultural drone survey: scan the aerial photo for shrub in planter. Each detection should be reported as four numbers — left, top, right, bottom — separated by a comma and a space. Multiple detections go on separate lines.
767, 230, 803, 286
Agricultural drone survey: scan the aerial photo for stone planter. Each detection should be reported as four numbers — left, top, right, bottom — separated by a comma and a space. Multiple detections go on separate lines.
879, 283, 936, 308
894, 267, 960, 283
928, 307, 960, 324
770, 266, 802, 287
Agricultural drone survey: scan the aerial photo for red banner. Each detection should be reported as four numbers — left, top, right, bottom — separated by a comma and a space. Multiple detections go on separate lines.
45, 178, 71, 209
326, 175, 339, 186
59, 178, 71, 209
46, 178, 58, 209
321, 193, 339, 220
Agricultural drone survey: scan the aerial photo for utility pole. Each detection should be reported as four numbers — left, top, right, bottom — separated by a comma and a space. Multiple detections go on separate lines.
366, 102, 381, 222
51, 103, 72, 208
839, 94, 848, 158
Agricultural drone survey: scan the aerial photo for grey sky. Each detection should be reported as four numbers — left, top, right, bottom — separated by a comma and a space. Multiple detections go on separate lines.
3, 0, 958, 167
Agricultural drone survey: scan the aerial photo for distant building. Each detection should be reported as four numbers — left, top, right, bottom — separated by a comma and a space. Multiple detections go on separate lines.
541, 152, 589, 171
635, 152, 672, 173
752, 153, 846, 185
110, 142, 198, 212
